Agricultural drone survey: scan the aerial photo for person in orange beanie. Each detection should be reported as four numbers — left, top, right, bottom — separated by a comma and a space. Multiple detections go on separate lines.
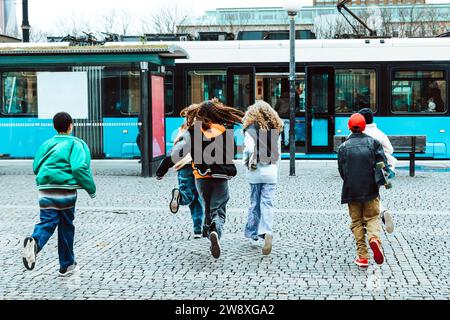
337, 113, 388, 268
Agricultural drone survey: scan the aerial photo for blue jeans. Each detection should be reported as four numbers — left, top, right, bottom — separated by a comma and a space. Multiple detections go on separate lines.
245, 183, 275, 239
32, 208, 76, 269
178, 166, 204, 234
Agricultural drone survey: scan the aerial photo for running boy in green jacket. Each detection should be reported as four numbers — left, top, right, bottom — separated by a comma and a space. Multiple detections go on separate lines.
23, 112, 96, 276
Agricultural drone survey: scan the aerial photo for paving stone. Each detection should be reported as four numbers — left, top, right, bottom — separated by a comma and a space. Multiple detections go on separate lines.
0, 160, 448, 299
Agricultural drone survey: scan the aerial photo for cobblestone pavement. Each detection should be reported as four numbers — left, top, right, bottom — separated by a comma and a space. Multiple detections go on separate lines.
1, 160, 450, 300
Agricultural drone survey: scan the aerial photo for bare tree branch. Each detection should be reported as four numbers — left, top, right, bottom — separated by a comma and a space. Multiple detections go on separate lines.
216, 11, 250, 37
100, 9, 132, 36
314, 4, 443, 39
148, 3, 191, 34
29, 28, 51, 42
54, 12, 93, 37
423, 6, 442, 37
313, 14, 354, 39
118, 10, 132, 36
101, 9, 117, 35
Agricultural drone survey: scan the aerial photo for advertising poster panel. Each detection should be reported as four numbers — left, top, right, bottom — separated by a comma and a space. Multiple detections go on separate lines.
151, 75, 165, 158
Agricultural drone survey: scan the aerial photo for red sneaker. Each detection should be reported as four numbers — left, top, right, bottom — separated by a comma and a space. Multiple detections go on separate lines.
369, 238, 384, 265
354, 257, 369, 267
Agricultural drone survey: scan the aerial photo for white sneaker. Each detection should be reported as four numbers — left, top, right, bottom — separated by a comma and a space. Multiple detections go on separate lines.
169, 188, 180, 214
209, 231, 221, 259
23, 237, 38, 271
59, 262, 78, 277
193, 233, 202, 239
249, 235, 259, 244
382, 210, 394, 234
262, 234, 273, 255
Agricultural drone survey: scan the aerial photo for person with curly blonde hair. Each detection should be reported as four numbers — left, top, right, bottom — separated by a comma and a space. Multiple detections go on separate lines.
156, 99, 244, 259
242, 100, 283, 255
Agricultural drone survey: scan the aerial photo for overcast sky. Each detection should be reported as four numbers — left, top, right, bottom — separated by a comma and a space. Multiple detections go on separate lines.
13, 0, 450, 35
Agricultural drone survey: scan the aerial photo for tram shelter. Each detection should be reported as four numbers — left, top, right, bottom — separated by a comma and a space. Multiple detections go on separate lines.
0, 43, 188, 177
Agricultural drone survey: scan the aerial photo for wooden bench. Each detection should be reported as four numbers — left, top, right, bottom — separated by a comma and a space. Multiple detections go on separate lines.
334, 135, 426, 177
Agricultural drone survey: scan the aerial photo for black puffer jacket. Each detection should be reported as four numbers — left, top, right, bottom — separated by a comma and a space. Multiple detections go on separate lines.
338, 133, 387, 204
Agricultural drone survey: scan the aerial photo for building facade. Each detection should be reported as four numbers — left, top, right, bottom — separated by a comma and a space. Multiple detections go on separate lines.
314, 0, 425, 5
0, 0, 18, 38
178, 3, 450, 39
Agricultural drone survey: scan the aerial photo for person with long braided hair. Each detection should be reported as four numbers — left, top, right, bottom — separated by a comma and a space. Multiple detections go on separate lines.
156, 99, 244, 259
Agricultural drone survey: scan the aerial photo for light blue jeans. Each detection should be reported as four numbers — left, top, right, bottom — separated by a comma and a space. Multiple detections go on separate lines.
245, 183, 275, 239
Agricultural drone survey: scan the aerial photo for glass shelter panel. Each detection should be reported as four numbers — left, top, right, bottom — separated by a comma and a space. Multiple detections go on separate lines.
164, 71, 174, 115
102, 70, 141, 116
1, 72, 37, 115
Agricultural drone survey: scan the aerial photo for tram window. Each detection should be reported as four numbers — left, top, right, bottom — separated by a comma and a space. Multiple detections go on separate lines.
391, 70, 447, 113
335, 69, 376, 113
231, 74, 251, 112
103, 70, 140, 117
265, 77, 305, 117
1, 72, 37, 116
187, 70, 227, 105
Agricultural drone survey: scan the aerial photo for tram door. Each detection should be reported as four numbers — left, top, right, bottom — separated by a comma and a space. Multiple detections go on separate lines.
306, 67, 335, 153
254, 73, 306, 153
226, 67, 255, 111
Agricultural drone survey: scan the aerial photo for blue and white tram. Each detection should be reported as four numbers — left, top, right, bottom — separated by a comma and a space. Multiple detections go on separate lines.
1, 38, 449, 160
164, 37, 450, 159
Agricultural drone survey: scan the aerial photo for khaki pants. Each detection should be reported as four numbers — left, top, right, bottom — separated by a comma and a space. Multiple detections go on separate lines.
348, 198, 381, 259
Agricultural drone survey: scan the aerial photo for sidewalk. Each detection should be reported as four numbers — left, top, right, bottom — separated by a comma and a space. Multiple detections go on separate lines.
0, 160, 449, 299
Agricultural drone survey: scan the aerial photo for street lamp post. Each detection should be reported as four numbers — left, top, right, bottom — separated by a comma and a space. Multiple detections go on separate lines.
21, 0, 30, 43
282, 0, 303, 176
